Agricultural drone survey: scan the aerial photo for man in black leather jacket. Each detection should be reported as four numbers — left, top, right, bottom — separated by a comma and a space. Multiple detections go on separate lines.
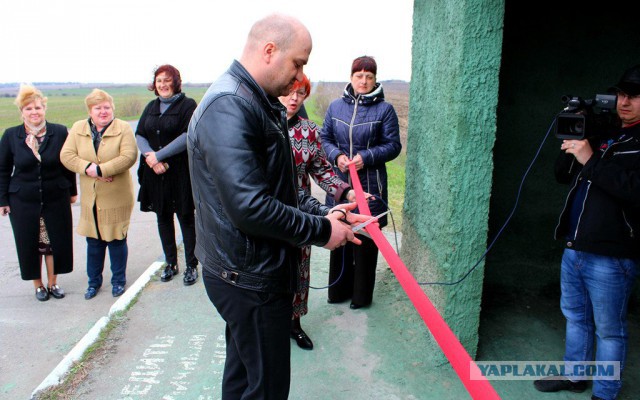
534, 65, 640, 400
187, 14, 370, 400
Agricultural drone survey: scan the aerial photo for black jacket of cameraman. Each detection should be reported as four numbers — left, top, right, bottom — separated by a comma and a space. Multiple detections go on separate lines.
554, 123, 640, 258
187, 60, 332, 294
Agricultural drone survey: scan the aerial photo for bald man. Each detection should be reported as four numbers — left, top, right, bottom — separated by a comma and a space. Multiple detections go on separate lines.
187, 14, 371, 399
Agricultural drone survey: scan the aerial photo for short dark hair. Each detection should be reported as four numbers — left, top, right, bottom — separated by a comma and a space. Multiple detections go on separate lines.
148, 64, 182, 95
351, 56, 377, 76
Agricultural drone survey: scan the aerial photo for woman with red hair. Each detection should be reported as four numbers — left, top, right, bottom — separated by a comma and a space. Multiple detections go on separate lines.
279, 74, 357, 350
136, 64, 199, 286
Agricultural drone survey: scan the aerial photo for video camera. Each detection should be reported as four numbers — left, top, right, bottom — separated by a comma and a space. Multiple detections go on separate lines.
554, 94, 617, 140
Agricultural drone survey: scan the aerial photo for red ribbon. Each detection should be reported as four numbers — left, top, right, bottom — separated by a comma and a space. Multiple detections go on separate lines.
348, 163, 500, 400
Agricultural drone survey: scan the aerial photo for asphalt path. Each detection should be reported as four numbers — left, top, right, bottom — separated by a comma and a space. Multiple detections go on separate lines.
0, 121, 165, 399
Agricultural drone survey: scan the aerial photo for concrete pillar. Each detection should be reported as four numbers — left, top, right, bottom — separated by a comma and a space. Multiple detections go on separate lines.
402, 0, 504, 361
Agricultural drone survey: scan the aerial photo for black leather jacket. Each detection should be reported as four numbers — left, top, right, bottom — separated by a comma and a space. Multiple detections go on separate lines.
187, 60, 331, 293
555, 122, 640, 258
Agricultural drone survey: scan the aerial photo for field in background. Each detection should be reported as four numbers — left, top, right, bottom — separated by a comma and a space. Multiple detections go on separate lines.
1, 81, 409, 230
0, 85, 209, 134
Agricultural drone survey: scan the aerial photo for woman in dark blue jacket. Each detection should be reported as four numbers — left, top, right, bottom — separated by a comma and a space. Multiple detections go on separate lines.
320, 56, 402, 308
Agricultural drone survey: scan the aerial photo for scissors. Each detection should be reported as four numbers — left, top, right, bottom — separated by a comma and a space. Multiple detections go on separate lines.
351, 210, 391, 236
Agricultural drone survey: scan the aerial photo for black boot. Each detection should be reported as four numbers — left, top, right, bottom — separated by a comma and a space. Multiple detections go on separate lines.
160, 263, 179, 282
183, 265, 198, 286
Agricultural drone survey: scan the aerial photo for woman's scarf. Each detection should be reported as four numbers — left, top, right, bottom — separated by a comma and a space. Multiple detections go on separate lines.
24, 121, 47, 161
89, 118, 113, 152
159, 93, 182, 114
159, 93, 181, 104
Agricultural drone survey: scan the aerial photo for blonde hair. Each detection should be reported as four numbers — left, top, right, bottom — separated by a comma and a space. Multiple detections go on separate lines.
85, 89, 115, 113
14, 84, 47, 110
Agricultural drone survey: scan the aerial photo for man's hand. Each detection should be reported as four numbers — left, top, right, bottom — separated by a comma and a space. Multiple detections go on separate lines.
0, 206, 9, 216
70, 196, 78, 204
561, 139, 593, 165
323, 202, 377, 250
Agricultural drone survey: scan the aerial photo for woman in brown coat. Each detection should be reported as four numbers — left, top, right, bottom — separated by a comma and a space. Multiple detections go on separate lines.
61, 89, 137, 300
0, 84, 77, 301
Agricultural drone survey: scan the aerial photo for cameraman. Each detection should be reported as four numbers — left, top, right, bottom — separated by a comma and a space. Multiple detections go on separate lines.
534, 64, 640, 400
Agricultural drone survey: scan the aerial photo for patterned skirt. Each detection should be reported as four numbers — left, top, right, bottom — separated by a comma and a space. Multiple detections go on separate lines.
292, 245, 312, 319
38, 217, 53, 255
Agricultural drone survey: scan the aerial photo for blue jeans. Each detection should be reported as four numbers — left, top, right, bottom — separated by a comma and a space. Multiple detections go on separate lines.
560, 249, 638, 399
86, 237, 128, 288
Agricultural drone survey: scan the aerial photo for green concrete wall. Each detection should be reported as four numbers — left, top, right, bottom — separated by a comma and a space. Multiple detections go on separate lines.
402, 0, 505, 361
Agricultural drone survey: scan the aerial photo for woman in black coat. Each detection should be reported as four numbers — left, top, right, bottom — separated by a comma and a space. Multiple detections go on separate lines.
136, 64, 198, 285
0, 84, 77, 301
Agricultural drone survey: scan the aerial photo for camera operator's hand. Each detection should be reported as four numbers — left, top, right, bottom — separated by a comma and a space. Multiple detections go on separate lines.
561, 139, 593, 165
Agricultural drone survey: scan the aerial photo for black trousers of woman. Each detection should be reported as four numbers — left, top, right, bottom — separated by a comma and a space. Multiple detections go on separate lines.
156, 211, 197, 267
327, 235, 379, 306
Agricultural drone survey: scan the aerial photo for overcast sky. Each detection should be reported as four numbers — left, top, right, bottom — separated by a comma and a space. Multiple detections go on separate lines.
1, 0, 414, 84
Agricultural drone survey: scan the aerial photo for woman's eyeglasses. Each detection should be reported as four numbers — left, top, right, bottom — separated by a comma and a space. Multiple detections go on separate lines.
288, 90, 307, 98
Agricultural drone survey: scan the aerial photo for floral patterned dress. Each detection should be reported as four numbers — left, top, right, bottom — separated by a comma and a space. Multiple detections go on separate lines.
288, 114, 350, 318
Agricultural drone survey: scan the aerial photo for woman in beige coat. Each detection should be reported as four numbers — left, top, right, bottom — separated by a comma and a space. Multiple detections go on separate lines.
61, 89, 137, 300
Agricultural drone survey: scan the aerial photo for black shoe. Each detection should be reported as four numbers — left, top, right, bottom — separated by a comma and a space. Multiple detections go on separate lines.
327, 297, 347, 304
291, 328, 314, 350
160, 263, 179, 282
112, 285, 125, 297
533, 377, 587, 393
591, 396, 605, 400
35, 286, 50, 301
48, 284, 65, 299
84, 286, 99, 300
183, 265, 198, 286
350, 302, 369, 309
